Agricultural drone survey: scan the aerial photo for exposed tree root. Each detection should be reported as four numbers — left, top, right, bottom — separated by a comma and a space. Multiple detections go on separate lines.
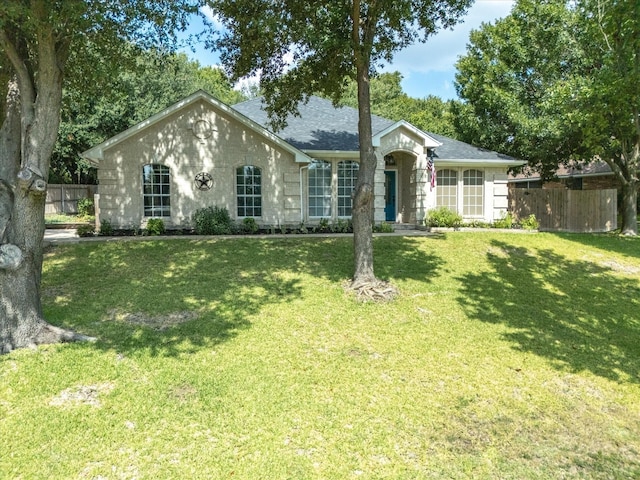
34, 323, 96, 346
346, 279, 399, 303
1, 323, 96, 355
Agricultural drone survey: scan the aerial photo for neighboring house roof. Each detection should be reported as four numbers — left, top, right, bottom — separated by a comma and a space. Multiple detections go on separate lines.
509, 161, 614, 182
81, 90, 314, 164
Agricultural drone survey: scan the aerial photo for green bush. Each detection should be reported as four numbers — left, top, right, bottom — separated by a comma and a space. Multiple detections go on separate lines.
493, 212, 514, 229
466, 220, 492, 228
373, 222, 395, 233
331, 219, 352, 233
77, 198, 95, 217
99, 219, 113, 236
314, 218, 330, 233
146, 218, 165, 236
425, 207, 463, 228
193, 206, 233, 235
521, 214, 539, 230
240, 217, 259, 234
76, 224, 95, 237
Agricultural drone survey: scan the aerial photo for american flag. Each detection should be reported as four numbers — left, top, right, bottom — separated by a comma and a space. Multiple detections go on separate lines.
427, 156, 436, 191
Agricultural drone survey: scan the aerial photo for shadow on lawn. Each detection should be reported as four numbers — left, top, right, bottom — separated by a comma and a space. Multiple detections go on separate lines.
457, 239, 640, 383
43, 236, 441, 357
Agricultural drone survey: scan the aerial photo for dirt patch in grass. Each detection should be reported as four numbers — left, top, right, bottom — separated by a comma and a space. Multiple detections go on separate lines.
49, 382, 115, 408
169, 383, 199, 403
599, 260, 640, 275
107, 309, 199, 331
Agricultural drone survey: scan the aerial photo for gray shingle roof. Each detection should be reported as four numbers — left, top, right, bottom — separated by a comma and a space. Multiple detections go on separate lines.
233, 95, 518, 163
427, 132, 517, 161
233, 96, 394, 151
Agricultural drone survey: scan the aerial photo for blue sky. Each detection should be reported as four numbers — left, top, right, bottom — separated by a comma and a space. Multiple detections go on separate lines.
181, 0, 515, 100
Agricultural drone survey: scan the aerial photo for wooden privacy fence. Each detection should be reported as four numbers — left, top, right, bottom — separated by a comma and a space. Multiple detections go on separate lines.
510, 188, 617, 233
46, 184, 97, 215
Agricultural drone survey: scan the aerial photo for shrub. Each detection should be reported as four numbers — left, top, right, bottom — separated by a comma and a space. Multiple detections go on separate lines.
146, 218, 165, 236
493, 212, 514, 229
315, 218, 330, 233
77, 198, 95, 217
521, 214, 539, 230
331, 219, 352, 233
425, 207, 463, 228
373, 222, 395, 233
466, 220, 492, 228
193, 206, 233, 235
99, 219, 114, 236
240, 217, 259, 234
76, 224, 95, 237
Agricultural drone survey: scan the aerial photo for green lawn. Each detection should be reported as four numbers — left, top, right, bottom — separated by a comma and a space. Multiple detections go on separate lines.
2, 232, 639, 479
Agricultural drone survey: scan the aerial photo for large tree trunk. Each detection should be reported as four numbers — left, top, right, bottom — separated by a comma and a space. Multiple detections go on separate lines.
0, 34, 90, 353
351, 61, 377, 286
349, 0, 378, 287
612, 145, 638, 236
619, 179, 638, 236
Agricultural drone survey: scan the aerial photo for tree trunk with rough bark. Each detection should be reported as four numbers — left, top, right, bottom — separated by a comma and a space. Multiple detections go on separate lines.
351, 61, 377, 287
619, 178, 638, 236
0, 48, 89, 354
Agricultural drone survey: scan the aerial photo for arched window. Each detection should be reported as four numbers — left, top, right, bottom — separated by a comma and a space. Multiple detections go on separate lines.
436, 169, 458, 212
142, 164, 170, 217
337, 161, 359, 217
463, 169, 484, 217
308, 160, 332, 217
236, 166, 262, 217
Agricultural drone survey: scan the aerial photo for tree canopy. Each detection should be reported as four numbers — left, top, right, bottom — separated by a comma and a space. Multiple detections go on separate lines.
454, 0, 640, 234
337, 72, 458, 138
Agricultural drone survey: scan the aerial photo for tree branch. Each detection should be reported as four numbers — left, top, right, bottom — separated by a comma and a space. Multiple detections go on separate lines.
351, 0, 362, 67
0, 29, 35, 112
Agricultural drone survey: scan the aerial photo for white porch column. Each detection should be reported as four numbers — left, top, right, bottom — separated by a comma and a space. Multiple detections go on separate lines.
413, 152, 426, 225
373, 149, 386, 223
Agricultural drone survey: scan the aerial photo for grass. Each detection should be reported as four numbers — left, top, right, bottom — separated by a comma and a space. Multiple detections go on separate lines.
45, 213, 94, 225
2, 232, 640, 479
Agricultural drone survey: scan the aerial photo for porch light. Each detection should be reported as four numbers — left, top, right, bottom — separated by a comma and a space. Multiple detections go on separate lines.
384, 154, 396, 166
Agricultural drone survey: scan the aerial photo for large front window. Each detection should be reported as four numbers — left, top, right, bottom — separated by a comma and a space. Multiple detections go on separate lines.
463, 169, 484, 217
308, 160, 332, 217
337, 161, 359, 217
236, 166, 262, 217
436, 169, 458, 212
142, 164, 170, 217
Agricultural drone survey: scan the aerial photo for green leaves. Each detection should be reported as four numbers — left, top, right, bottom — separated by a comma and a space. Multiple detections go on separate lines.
455, 0, 640, 233
209, 0, 473, 128
52, 48, 245, 184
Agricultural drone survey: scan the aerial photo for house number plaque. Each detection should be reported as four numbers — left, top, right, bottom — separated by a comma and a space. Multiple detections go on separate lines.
194, 172, 213, 191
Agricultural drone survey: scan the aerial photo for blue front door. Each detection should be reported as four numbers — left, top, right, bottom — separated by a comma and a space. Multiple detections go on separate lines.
384, 171, 396, 222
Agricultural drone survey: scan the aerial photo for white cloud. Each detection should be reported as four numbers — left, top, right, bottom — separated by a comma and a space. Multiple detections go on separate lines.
200, 5, 226, 32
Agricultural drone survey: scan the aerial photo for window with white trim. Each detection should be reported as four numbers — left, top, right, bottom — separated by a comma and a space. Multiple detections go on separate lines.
337, 161, 359, 217
463, 169, 484, 217
308, 160, 332, 217
142, 164, 170, 217
236, 166, 262, 217
436, 169, 458, 212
